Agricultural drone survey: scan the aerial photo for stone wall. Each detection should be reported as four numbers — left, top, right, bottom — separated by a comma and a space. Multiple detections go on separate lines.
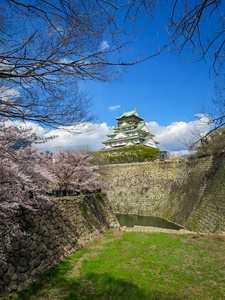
167, 155, 225, 233
101, 160, 180, 217
101, 155, 225, 233
0, 194, 119, 297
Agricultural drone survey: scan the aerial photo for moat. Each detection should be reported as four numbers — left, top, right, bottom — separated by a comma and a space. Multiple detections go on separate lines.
116, 214, 183, 230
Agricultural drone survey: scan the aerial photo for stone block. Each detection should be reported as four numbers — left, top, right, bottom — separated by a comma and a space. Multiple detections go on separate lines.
2, 273, 12, 284
8, 281, 18, 292
38, 227, 45, 235
133, 226, 142, 232
18, 273, 28, 282
0, 268, 4, 279
11, 241, 19, 251
30, 268, 37, 277
120, 226, 127, 232
30, 241, 38, 251
125, 227, 133, 232
25, 237, 33, 248
20, 257, 28, 267
16, 265, 26, 273
33, 256, 41, 268
9, 255, 20, 267
6, 265, 15, 277
17, 282, 24, 292
12, 273, 18, 281
40, 252, 47, 260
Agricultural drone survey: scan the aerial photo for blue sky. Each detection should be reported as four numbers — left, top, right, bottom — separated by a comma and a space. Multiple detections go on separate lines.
8, 2, 217, 156
78, 1, 216, 129
82, 51, 214, 128
23, 38, 214, 156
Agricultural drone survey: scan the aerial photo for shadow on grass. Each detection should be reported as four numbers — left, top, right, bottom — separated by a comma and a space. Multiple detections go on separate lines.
13, 268, 184, 300
7, 258, 73, 300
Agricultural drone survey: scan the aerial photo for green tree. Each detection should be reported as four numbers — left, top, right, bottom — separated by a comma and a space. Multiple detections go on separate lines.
107, 145, 161, 164
196, 127, 225, 157
91, 151, 109, 166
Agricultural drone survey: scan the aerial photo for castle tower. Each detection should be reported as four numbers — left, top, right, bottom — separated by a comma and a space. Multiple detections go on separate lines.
102, 108, 158, 152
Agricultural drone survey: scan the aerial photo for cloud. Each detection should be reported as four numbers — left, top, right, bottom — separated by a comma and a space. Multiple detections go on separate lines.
109, 105, 121, 111
100, 40, 109, 51
59, 58, 73, 64
146, 115, 211, 156
5, 121, 111, 152
0, 59, 14, 71
4, 115, 211, 156
0, 85, 20, 101
37, 123, 111, 151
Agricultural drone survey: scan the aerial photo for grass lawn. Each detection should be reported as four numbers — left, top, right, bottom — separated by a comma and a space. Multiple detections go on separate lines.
4, 231, 225, 300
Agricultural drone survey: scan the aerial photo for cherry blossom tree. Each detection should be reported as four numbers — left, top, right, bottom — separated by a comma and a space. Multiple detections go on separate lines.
45, 149, 103, 196
0, 121, 57, 261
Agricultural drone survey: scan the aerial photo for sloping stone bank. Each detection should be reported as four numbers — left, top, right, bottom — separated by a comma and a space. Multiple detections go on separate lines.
167, 155, 225, 233
0, 194, 119, 297
101, 154, 225, 234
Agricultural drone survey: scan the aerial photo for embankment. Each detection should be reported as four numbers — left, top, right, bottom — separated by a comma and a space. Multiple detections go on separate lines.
0, 194, 119, 297
101, 155, 225, 233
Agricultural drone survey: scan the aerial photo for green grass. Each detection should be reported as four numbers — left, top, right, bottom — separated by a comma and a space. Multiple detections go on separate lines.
4, 232, 225, 300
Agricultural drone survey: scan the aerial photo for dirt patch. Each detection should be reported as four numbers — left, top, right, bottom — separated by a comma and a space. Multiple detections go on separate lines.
68, 230, 124, 278
34, 289, 66, 300
190, 234, 225, 244
68, 252, 99, 277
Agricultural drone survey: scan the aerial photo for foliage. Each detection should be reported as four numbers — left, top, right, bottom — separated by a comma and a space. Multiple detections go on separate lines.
45, 149, 103, 195
107, 145, 161, 164
95, 192, 104, 203
9, 232, 225, 299
196, 127, 225, 158
91, 151, 110, 165
0, 121, 56, 262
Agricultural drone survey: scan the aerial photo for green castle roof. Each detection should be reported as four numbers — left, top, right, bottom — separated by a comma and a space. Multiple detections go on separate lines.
114, 121, 144, 130
102, 135, 146, 144
106, 122, 153, 139
115, 108, 143, 120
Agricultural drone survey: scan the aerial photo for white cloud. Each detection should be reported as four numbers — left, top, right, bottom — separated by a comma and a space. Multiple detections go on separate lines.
0, 85, 20, 101
146, 115, 211, 156
59, 58, 73, 64
5, 120, 48, 136
4, 115, 211, 156
109, 105, 121, 111
100, 40, 109, 51
0, 59, 14, 71
5, 121, 111, 152
38, 123, 111, 151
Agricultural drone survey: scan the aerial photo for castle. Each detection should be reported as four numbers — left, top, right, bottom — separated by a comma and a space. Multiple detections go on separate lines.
102, 108, 158, 152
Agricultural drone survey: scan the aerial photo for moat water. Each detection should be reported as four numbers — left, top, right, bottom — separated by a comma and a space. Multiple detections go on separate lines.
115, 214, 183, 230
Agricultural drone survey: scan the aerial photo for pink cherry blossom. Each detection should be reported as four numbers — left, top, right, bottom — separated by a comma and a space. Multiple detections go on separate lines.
45, 149, 103, 195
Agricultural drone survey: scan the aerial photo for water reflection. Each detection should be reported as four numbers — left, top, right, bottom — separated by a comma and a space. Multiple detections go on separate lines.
116, 214, 183, 230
